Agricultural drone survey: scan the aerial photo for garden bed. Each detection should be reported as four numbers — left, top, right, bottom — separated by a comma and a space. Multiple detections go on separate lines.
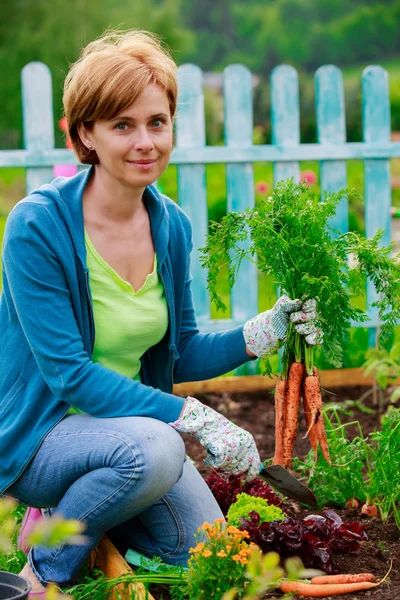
151, 384, 399, 599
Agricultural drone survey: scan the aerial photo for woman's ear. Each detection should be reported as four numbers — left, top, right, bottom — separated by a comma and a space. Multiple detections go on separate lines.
77, 122, 93, 151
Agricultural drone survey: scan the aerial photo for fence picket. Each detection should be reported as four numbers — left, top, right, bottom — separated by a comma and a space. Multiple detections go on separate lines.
362, 66, 391, 345
316, 66, 348, 233
224, 64, 258, 374
175, 65, 209, 324
271, 65, 300, 184
22, 62, 54, 194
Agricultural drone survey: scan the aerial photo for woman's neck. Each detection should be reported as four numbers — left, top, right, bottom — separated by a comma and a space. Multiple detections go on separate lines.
83, 166, 146, 225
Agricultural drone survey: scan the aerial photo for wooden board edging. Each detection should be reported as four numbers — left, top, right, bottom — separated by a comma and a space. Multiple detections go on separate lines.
173, 368, 400, 397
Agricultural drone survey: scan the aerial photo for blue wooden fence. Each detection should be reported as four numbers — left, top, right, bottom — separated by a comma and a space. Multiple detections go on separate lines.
1, 61, 399, 365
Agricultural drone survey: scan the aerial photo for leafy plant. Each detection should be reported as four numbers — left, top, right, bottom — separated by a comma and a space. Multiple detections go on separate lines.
363, 342, 400, 404
200, 179, 400, 377
221, 551, 284, 600
362, 407, 400, 527
227, 493, 285, 528
67, 567, 186, 599
238, 509, 367, 574
292, 408, 367, 508
205, 471, 286, 516
185, 519, 255, 600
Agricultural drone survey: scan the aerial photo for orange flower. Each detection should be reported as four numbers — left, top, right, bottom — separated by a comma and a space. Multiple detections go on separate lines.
189, 542, 205, 554
240, 530, 250, 539
226, 525, 239, 535
240, 558, 249, 565
216, 550, 227, 558
226, 545, 232, 553
232, 554, 241, 561
202, 549, 212, 558
249, 542, 260, 551
239, 548, 250, 557
201, 522, 212, 531
214, 518, 225, 525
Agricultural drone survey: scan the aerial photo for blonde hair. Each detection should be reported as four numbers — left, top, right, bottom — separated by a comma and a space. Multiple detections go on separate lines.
63, 30, 177, 164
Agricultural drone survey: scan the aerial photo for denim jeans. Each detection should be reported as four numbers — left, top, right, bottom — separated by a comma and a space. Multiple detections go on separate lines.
6, 414, 223, 586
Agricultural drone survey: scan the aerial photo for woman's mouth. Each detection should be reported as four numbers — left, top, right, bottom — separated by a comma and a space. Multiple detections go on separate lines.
127, 159, 157, 169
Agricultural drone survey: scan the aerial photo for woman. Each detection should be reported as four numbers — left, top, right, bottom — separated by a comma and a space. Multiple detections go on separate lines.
0, 31, 322, 594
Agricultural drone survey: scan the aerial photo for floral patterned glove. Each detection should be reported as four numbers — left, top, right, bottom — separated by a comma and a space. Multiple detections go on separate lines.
243, 296, 323, 358
169, 397, 260, 482
290, 298, 324, 346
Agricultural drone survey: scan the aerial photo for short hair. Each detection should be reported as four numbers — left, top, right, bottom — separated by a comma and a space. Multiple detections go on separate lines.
63, 30, 178, 165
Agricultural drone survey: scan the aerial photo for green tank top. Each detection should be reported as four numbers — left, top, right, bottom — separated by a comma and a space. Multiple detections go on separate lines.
67, 230, 169, 415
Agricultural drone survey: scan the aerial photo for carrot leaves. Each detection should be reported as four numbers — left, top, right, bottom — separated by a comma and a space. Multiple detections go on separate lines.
200, 179, 400, 374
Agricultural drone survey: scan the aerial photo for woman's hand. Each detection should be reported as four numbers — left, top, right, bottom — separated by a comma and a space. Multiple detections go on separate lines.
169, 397, 260, 482
243, 296, 323, 358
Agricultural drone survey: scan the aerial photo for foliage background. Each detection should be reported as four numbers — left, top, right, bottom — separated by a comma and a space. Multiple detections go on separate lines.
0, 0, 400, 148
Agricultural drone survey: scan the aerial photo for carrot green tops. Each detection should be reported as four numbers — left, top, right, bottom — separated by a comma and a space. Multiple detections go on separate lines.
67, 232, 168, 415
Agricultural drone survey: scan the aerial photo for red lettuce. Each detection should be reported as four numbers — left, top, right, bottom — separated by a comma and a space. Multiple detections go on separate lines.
205, 471, 286, 516
238, 509, 367, 573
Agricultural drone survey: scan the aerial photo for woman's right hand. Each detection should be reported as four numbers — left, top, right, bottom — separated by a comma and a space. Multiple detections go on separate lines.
169, 396, 260, 481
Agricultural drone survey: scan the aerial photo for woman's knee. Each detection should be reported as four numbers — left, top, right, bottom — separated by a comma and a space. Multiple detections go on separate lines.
109, 417, 186, 487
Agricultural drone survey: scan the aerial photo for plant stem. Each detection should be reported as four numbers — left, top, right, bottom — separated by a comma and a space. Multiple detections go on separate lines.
305, 344, 314, 376
294, 332, 302, 363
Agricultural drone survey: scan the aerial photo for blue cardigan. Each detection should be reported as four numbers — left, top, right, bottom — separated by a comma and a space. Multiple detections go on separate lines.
0, 167, 253, 494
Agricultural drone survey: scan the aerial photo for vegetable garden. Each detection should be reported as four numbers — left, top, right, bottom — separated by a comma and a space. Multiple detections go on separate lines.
1, 181, 399, 599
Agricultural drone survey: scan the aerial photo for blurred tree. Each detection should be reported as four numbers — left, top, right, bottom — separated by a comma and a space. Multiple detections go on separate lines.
0, 0, 194, 148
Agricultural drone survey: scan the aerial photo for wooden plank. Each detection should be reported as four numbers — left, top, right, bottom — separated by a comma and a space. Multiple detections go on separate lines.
316, 65, 348, 233
21, 62, 54, 194
90, 536, 155, 600
2, 141, 400, 169
362, 66, 392, 347
173, 368, 399, 396
271, 65, 300, 184
223, 65, 258, 373
176, 65, 209, 323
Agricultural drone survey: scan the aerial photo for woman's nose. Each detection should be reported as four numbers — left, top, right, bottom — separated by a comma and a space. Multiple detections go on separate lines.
134, 127, 154, 152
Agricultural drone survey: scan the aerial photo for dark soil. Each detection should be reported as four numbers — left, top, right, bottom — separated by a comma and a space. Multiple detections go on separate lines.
151, 385, 399, 600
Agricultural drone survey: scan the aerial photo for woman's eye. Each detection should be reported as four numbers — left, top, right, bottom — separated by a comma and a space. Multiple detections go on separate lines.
152, 119, 164, 128
115, 123, 128, 131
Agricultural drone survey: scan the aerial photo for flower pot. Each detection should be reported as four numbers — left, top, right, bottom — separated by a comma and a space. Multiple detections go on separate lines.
0, 572, 31, 600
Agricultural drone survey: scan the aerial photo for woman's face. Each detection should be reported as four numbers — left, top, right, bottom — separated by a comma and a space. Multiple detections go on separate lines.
79, 83, 173, 191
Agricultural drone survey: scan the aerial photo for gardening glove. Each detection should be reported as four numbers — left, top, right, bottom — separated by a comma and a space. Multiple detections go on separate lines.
290, 298, 324, 346
169, 396, 260, 482
243, 296, 323, 358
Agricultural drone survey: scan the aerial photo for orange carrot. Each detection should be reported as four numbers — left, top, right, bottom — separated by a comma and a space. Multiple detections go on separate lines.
361, 503, 379, 517
302, 382, 319, 459
282, 362, 305, 469
303, 373, 331, 465
311, 573, 376, 585
280, 580, 379, 596
272, 379, 287, 466
345, 498, 359, 508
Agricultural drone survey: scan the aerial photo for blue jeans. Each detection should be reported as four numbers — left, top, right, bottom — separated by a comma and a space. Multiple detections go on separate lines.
6, 414, 223, 586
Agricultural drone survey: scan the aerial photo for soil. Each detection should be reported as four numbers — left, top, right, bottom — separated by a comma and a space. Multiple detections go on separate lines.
151, 385, 399, 600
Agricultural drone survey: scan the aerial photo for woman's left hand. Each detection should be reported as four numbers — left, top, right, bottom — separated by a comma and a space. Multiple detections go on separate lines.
290, 298, 324, 346
243, 296, 323, 358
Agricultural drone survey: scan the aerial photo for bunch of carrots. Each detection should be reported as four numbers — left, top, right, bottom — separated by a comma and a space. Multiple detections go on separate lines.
280, 569, 390, 597
273, 346, 331, 470
201, 179, 400, 467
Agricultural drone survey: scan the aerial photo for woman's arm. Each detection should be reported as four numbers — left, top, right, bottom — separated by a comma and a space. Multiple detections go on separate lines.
173, 241, 256, 383
3, 202, 184, 421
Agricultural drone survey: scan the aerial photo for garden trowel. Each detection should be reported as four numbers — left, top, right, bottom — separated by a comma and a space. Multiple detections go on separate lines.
258, 464, 317, 507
